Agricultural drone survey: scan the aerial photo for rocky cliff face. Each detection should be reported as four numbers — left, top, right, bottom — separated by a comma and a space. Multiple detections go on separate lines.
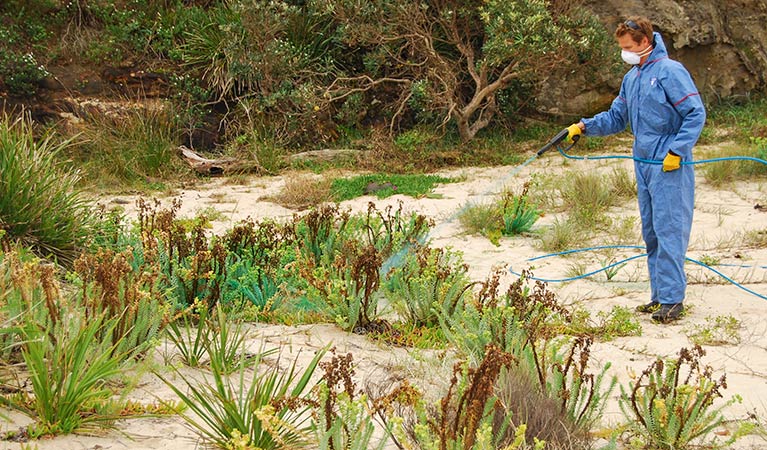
541, 0, 767, 116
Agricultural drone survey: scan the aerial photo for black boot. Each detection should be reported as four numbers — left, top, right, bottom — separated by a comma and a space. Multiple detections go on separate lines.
651, 303, 684, 323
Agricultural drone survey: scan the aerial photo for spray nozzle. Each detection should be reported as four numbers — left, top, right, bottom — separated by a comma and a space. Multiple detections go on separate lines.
535, 128, 576, 156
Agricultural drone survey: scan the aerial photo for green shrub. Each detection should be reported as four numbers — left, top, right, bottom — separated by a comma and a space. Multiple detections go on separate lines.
393, 127, 440, 154
0, 52, 49, 96
0, 116, 95, 264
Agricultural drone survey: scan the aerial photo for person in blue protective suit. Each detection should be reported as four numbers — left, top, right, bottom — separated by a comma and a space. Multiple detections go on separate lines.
566, 16, 706, 323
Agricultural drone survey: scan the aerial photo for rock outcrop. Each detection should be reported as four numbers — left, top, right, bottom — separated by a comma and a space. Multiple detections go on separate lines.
540, 0, 767, 116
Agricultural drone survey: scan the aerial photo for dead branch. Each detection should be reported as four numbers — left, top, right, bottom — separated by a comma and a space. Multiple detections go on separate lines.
178, 145, 265, 176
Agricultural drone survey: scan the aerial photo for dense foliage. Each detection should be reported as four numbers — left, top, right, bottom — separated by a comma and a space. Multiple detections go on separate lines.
0, 0, 616, 146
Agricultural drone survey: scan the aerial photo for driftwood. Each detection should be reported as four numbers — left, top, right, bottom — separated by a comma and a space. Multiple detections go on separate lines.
178, 145, 264, 176
287, 149, 363, 163
179, 146, 364, 176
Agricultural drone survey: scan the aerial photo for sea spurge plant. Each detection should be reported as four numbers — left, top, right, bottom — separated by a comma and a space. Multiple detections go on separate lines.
0, 251, 60, 362
442, 270, 615, 437
619, 345, 741, 450
383, 244, 473, 327
73, 248, 170, 358
374, 345, 519, 450
361, 201, 430, 256
301, 239, 385, 332
137, 198, 227, 307
313, 350, 390, 449
223, 254, 279, 309
501, 182, 540, 236
298, 203, 352, 266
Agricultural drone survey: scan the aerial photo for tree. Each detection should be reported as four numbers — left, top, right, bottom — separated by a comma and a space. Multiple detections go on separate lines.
325, 0, 612, 142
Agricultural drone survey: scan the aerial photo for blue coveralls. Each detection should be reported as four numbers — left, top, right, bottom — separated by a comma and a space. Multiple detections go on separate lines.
581, 32, 706, 305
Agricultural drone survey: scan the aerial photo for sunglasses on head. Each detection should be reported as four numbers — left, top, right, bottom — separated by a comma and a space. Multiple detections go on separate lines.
625, 20, 641, 30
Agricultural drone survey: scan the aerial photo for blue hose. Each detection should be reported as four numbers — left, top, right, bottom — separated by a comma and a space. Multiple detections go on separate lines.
507, 146, 767, 300
556, 146, 767, 166
508, 246, 767, 301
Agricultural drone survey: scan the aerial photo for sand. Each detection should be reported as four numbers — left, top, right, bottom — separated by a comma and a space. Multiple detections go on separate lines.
3, 141, 767, 449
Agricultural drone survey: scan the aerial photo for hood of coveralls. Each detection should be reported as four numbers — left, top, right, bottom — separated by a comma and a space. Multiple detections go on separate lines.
641, 32, 669, 67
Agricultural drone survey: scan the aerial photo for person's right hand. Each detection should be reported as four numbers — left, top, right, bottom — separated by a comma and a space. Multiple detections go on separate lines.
566, 123, 582, 143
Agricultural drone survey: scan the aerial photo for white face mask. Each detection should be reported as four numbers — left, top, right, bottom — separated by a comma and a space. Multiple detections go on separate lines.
621, 44, 653, 65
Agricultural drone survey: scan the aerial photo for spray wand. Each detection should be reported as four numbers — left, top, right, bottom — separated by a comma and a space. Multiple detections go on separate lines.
535, 128, 580, 156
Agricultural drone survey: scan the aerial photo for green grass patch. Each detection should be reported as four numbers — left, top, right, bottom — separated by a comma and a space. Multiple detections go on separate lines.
706, 96, 767, 140
330, 173, 455, 201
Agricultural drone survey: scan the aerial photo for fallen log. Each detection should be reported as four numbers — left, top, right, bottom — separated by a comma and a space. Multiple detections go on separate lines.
178, 145, 264, 176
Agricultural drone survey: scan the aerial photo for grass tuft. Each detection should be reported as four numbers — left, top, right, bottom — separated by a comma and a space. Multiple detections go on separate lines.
268, 173, 333, 209
71, 104, 190, 190
0, 115, 95, 264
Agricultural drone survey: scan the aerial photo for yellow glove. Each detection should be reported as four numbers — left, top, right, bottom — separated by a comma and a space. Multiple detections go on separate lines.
566, 124, 582, 143
662, 152, 681, 172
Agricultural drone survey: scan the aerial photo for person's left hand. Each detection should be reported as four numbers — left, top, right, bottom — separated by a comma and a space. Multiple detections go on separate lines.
662, 151, 681, 172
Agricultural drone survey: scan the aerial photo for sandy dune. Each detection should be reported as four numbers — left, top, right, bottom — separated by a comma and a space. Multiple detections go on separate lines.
4, 141, 767, 449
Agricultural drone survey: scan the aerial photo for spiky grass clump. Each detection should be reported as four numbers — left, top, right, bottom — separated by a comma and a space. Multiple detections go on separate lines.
74, 105, 188, 190
0, 255, 126, 437
0, 115, 94, 264
13, 314, 124, 437
267, 172, 333, 209
700, 140, 767, 186
159, 348, 326, 450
